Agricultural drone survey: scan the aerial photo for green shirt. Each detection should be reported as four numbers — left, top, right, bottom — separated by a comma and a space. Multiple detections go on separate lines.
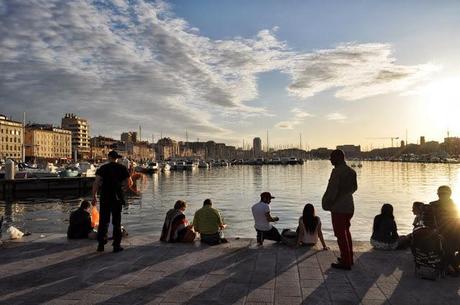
192, 205, 224, 234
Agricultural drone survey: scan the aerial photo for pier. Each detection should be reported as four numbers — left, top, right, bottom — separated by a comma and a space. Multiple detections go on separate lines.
0, 177, 95, 200
0, 234, 458, 305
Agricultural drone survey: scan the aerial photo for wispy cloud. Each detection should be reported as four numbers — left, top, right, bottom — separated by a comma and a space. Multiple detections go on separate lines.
275, 107, 313, 129
326, 113, 347, 121
0, 0, 437, 141
286, 43, 437, 101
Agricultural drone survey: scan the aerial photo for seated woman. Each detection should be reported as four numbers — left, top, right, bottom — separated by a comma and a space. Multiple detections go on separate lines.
297, 203, 328, 250
160, 200, 195, 242
67, 200, 94, 239
412, 201, 424, 229
371, 203, 399, 250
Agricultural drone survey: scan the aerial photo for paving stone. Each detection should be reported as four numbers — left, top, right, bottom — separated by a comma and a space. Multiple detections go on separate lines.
247, 288, 275, 303
1, 237, 459, 305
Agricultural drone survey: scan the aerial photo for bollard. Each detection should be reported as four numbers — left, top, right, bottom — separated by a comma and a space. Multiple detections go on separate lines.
5, 159, 15, 180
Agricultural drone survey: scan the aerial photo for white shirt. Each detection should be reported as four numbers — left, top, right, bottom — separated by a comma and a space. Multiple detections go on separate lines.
298, 217, 321, 244
252, 201, 272, 231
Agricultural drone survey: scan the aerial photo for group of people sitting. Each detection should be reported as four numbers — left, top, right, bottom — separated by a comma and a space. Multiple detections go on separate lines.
370, 185, 460, 274
67, 184, 459, 275
159, 191, 329, 249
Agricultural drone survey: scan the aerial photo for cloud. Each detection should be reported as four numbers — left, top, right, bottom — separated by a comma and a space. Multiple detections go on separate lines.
275, 107, 313, 129
286, 43, 438, 101
326, 113, 347, 121
0, 0, 437, 142
275, 121, 295, 130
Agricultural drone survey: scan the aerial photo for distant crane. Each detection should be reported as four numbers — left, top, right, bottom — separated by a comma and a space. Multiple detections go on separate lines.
366, 137, 400, 148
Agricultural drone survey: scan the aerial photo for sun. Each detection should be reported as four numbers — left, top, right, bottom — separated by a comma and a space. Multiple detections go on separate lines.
420, 78, 460, 132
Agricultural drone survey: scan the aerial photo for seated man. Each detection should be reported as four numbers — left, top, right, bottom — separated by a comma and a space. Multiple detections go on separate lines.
67, 200, 94, 239
430, 185, 460, 274
252, 192, 282, 245
192, 199, 227, 245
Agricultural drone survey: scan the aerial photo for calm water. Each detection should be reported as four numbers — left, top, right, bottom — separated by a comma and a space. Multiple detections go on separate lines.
2, 160, 460, 241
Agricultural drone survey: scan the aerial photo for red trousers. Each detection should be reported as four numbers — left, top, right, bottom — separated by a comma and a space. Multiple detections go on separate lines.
331, 212, 353, 267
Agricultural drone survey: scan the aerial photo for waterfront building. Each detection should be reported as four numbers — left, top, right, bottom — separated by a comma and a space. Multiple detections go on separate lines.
0, 114, 23, 162
420, 136, 426, 146
336, 144, 362, 158
125, 141, 155, 161
253, 137, 262, 157
121, 131, 137, 143
310, 147, 333, 159
90, 136, 117, 161
61, 113, 90, 159
24, 124, 72, 161
156, 137, 179, 160
443, 137, 460, 155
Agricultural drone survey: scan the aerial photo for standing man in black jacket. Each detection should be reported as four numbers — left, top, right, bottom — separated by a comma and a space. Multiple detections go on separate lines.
92, 150, 131, 253
322, 149, 357, 270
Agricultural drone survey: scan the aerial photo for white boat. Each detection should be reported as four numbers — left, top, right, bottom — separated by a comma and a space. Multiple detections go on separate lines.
160, 162, 171, 171
174, 161, 186, 170
184, 160, 197, 170
77, 161, 96, 177
18, 162, 59, 178
280, 157, 290, 165
198, 160, 209, 168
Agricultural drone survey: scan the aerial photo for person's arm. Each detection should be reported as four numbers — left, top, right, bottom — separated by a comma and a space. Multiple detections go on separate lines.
192, 213, 200, 233
297, 218, 304, 246
92, 175, 102, 205
322, 170, 339, 211
392, 220, 398, 238
122, 177, 132, 192
217, 211, 227, 229
351, 170, 358, 193
317, 221, 328, 250
265, 211, 279, 222
371, 216, 379, 239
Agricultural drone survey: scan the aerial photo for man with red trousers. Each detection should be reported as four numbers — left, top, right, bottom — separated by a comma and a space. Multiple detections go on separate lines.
322, 149, 357, 270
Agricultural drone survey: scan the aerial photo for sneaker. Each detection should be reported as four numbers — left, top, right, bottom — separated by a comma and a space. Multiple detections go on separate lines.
220, 238, 229, 244
331, 263, 351, 270
113, 246, 124, 253
97, 244, 104, 252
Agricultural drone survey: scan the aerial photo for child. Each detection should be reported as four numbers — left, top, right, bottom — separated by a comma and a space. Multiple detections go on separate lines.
371, 203, 399, 250
412, 201, 424, 229
297, 203, 328, 250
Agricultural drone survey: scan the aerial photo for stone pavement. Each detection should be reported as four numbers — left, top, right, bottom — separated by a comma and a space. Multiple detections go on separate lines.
0, 234, 459, 305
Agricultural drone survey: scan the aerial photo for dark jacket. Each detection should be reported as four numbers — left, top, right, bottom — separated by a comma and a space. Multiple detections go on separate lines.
322, 163, 357, 214
67, 208, 93, 239
371, 214, 398, 243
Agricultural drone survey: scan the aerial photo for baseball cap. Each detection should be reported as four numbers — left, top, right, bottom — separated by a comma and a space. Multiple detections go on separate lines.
108, 150, 122, 159
260, 192, 275, 199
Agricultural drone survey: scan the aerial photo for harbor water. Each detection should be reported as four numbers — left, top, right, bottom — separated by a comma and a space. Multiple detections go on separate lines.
1, 160, 460, 241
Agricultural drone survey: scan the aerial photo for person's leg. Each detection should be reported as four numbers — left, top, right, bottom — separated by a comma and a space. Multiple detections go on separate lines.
201, 233, 220, 245
97, 203, 110, 251
256, 229, 264, 244
112, 204, 123, 251
332, 213, 352, 268
345, 214, 353, 264
262, 227, 282, 242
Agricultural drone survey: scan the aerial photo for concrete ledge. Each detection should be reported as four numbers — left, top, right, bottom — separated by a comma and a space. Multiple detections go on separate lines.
0, 234, 458, 305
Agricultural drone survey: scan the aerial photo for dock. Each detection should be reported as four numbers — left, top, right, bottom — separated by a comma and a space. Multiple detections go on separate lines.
0, 235, 458, 305
0, 177, 95, 200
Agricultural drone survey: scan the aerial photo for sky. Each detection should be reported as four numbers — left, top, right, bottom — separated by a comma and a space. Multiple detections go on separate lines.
1, 0, 460, 150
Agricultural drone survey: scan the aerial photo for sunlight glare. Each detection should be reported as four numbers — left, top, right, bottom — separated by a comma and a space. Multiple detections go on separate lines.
421, 78, 460, 132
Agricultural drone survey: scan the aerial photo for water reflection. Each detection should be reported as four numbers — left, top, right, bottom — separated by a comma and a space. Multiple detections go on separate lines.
1, 161, 460, 241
